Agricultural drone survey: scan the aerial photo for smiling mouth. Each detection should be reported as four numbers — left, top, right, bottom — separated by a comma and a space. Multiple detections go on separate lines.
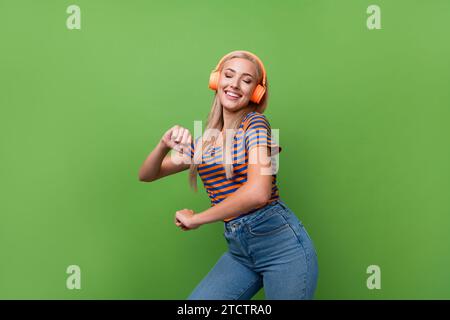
224, 90, 242, 99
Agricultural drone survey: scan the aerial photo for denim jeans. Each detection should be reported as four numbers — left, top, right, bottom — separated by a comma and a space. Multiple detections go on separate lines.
187, 199, 319, 300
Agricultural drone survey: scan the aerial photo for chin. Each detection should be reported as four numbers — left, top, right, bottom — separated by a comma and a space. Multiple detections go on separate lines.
219, 96, 247, 111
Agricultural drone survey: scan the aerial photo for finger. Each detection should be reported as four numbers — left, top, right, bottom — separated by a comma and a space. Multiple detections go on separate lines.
180, 130, 190, 146
166, 129, 178, 149
186, 135, 192, 148
187, 134, 192, 146
175, 128, 185, 143
178, 134, 190, 156
182, 135, 192, 156
171, 126, 179, 142
173, 127, 182, 143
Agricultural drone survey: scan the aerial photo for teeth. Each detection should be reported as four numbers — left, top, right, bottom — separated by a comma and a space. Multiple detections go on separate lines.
226, 91, 240, 98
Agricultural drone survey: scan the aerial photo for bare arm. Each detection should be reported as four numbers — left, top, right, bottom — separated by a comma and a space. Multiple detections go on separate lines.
138, 125, 192, 182
193, 145, 273, 224
187, 145, 274, 225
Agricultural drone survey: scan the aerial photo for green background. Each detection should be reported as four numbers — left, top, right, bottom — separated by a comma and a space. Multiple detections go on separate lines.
1, 0, 449, 299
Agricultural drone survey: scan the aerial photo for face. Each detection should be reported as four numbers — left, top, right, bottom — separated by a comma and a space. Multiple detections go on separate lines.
216, 57, 259, 112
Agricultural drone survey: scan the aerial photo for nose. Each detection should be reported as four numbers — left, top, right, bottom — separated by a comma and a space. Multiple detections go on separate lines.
230, 78, 240, 90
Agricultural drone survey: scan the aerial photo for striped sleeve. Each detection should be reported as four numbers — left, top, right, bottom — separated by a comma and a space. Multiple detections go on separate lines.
244, 113, 282, 155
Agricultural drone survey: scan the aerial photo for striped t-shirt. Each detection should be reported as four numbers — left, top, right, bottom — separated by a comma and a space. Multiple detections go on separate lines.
189, 111, 282, 222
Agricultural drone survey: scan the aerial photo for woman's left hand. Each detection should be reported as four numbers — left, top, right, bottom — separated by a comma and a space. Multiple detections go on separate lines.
175, 209, 201, 231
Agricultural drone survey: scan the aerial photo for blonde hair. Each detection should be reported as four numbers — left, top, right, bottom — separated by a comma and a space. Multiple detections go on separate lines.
189, 51, 269, 191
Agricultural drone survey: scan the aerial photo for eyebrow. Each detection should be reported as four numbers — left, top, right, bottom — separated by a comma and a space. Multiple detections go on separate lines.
224, 68, 254, 78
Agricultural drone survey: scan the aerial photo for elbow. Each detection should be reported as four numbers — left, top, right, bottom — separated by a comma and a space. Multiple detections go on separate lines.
138, 172, 154, 182
138, 175, 148, 182
253, 190, 272, 207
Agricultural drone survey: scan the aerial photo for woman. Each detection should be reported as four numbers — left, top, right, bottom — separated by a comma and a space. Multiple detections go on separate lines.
138, 50, 318, 300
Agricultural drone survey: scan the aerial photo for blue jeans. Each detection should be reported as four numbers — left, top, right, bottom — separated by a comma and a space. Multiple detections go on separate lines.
188, 200, 319, 300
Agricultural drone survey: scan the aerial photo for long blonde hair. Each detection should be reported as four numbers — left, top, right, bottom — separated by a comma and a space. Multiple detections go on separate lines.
189, 51, 269, 191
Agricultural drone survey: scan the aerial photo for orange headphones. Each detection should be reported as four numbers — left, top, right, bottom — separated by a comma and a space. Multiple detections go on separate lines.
208, 50, 267, 104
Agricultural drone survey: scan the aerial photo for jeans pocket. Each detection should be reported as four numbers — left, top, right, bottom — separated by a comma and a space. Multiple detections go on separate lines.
246, 211, 290, 236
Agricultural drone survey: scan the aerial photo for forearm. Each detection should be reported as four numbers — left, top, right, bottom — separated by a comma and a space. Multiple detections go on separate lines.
138, 140, 170, 181
193, 183, 268, 225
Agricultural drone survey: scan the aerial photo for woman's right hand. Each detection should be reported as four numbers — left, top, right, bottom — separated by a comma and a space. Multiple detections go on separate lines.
160, 125, 192, 156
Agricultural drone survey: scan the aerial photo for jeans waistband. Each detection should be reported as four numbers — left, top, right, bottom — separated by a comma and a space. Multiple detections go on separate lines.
224, 199, 288, 232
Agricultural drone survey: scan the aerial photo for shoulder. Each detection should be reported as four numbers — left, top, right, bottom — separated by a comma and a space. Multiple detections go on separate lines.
243, 111, 272, 131
242, 111, 282, 155
243, 111, 270, 131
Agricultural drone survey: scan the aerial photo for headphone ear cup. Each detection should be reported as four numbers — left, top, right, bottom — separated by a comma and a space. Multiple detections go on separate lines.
251, 84, 266, 104
209, 71, 220, 90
